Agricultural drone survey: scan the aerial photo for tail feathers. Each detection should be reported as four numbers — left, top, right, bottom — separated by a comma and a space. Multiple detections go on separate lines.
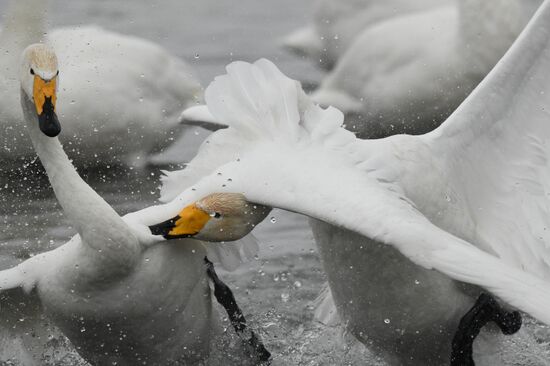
178, 105, 228, 131
281, 25, 323, 59
312, 283, 341, 326
311, 87, 363, 114
203, 234, 260, 271
205, 59, 301, 141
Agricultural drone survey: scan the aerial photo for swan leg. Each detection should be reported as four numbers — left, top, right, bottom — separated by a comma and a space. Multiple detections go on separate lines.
450, 293, 522, 366
204, 257, 271, 362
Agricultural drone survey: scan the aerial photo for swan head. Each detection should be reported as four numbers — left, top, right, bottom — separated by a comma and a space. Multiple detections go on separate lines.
149, 193, 270, 242
20, 44, 61, 137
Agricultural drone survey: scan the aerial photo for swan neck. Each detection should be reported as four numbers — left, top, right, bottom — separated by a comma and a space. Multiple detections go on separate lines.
20, 89, 140, 269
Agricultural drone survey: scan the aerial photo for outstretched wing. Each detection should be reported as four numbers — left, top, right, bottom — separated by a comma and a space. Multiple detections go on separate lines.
0, 258, 49, 363
419, 0, 550, 279
172, 10, 550, 324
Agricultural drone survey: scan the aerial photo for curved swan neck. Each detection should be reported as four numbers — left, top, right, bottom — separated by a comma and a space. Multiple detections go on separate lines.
20, 89, 140, 268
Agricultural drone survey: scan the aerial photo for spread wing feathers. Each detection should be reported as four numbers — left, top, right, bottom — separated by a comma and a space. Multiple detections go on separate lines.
173, 17, 550, 322
163, 58, 358, 202
205, 59, 301, 141
187, 142, 550, 325
423, 0, 550, 278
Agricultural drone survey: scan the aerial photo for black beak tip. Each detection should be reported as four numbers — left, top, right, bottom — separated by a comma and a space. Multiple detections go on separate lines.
38, 111, 61, 137
38, 96, 61, 137
149, 215, 195, 240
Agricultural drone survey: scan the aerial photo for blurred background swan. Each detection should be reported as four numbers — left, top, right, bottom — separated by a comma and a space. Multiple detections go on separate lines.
282, 0, 449, 70
0, 0, 202, 168
286, 0, 542, 138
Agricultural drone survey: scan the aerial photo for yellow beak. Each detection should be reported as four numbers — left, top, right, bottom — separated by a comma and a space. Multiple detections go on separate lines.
33, 75, 57, 116
149, 204, 211, 239
32, 75, 60, 137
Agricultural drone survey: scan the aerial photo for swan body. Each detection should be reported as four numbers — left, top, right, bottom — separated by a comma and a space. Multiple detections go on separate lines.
312, 0, 541, 138
282, 0, 448, 70
0, 1, 202, 166
0, 44, 255, 365
165, 2, 550, 363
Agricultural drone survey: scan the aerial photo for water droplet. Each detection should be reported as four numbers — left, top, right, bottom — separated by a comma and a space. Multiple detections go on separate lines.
194, 53, 200, 59
293, 281, 302, 288
281, 292, 290, 302
384, 318, 391, 324
414, 279, 420, 285
270, 217, 276, 223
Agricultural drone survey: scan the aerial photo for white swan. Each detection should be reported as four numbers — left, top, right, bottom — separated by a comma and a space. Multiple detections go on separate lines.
312, 0, 541, 138
0, 44, 261, 365
282, 0, 448, 70
0, 0, 202, 167
154, 1, 550, 364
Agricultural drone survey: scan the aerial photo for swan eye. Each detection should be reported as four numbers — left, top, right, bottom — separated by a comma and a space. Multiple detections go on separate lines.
212, 212, 222, 219
30, 68, 35, 75
56, 70, 59, 76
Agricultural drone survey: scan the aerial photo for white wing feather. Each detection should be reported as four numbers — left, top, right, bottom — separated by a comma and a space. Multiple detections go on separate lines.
175, 1, 550, 324
421, 0, 550, 279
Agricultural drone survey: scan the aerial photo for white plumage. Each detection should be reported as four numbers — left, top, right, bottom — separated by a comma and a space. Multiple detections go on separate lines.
171, 1, 550, 363
0, 0, 202, 167
312, 0, 541, 138
0, 44, 257, 365
282, 0, 448, 70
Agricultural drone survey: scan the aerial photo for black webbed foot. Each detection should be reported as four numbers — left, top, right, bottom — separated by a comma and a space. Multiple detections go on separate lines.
450, 293, 522, 366
204, 256, 271, 363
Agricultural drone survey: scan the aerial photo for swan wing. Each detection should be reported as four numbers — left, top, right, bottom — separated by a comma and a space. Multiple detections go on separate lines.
419, 0, 550, 279
174, 50, 550, 323
0, 258, 55, 363
183, 145, 550, 325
